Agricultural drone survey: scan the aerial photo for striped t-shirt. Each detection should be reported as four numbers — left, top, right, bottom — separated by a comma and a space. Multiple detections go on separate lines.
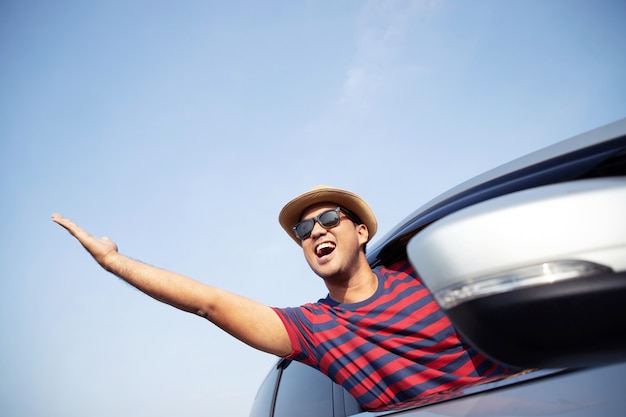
272, 260, 509, 410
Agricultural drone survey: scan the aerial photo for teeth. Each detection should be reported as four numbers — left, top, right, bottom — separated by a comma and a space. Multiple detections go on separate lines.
316, 242, 336, 257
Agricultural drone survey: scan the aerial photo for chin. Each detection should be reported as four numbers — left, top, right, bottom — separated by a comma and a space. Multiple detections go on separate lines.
318, 266, 351, 284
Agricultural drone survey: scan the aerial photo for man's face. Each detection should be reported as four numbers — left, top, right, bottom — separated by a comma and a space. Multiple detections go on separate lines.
298, 203, 369, 282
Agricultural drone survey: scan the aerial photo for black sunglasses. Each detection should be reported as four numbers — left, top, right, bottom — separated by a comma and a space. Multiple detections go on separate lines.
292, 207, 358, 240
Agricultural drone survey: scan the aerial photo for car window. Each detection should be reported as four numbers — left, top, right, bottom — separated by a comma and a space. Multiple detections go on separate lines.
248, 362, 280, 417
272, 360, 334, 417
343, 387, 362, 415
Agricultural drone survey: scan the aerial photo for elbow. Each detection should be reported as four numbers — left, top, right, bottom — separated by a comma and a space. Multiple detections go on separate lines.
195, 308, 211, 320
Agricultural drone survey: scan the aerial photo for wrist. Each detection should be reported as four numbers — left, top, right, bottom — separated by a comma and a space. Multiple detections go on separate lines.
99, 250, 123, 273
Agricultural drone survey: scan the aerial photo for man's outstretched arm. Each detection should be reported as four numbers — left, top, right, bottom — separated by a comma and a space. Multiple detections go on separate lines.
51, 213, 293, 357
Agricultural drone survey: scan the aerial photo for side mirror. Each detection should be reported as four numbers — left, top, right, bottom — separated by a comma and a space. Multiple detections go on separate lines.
407, 178, 626, 369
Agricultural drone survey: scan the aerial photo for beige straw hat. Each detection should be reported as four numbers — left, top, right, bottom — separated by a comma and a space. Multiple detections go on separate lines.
279, 185, 377, 246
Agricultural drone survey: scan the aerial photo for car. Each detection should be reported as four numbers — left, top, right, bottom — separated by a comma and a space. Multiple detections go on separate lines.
249, 118, 626, 417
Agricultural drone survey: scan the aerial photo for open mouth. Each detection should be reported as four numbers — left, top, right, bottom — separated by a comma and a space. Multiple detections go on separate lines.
316, 242, 336, 258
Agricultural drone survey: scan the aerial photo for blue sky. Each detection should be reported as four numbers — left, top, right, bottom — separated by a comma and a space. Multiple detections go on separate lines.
1, 1, 625, 416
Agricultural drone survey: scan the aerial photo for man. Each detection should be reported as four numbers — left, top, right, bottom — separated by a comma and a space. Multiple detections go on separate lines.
52, 185, 508, 410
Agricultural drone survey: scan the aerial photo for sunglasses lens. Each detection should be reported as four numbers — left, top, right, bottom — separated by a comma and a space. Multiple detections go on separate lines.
294, 219, 314, 240
319, 210, 341, 228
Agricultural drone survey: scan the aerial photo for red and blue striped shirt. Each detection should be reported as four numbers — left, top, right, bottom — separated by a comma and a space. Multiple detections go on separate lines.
272, 260, 509, 410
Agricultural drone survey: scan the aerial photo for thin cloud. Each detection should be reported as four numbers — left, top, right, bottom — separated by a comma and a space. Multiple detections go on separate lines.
337, 0, 437, 111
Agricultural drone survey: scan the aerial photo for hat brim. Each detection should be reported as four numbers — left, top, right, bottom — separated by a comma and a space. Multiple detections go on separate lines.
279, 186, 377, 246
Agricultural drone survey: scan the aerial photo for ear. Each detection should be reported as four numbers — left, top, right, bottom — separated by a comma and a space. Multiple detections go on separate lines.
356, 223, 369, 246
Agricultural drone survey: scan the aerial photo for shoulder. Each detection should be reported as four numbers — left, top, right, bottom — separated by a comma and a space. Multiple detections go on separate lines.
376, 258, 418, 280
273, 300, 333, 321
373, 259, 434, 303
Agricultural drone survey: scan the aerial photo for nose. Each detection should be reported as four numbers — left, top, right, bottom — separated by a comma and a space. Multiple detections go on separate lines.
310, 219, 328, 239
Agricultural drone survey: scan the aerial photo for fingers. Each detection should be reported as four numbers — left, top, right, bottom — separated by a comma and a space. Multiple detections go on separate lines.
51, 213, 96, 243
51, 213, 119, 263
51, 213, 71, 231
51, 213, 72, 227
51, 213, 81, 234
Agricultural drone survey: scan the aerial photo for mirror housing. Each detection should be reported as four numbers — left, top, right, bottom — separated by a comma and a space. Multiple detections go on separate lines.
407, 178, 626, 368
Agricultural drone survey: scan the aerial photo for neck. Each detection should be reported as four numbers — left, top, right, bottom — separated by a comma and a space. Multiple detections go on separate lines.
325, 262, 378, 304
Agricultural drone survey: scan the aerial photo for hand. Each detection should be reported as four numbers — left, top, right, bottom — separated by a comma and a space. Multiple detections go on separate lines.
51, 215, 293, 356
52, 213, 119, 267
